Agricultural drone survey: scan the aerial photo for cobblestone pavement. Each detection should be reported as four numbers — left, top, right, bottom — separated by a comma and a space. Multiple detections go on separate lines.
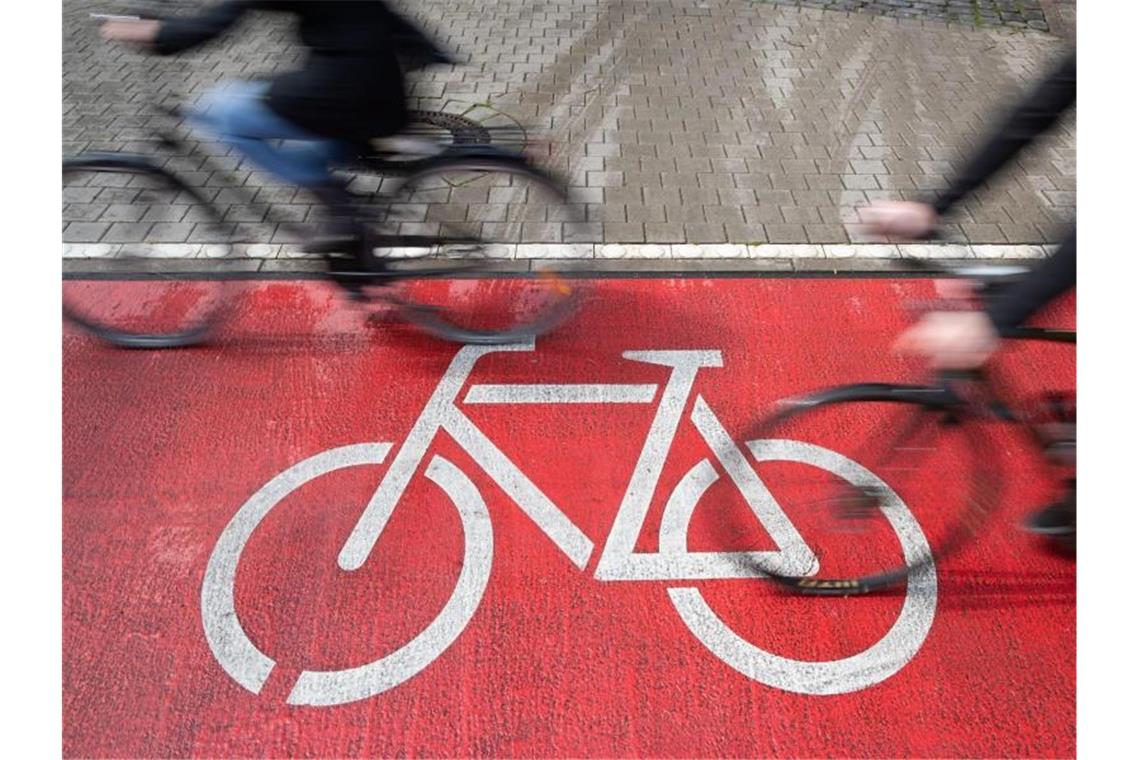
63, 0, 1075, 251
754, 1, 1051, 31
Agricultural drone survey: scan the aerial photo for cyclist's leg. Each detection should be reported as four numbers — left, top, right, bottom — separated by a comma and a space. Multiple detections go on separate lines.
189, 81, 364, 262
189, 80, 350, 188
1025, 398, 1076, 542
1008, 225, 1076, 544
1024, 479, 1075, 559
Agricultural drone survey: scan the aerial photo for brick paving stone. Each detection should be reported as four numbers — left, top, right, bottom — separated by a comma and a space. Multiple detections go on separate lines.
426, 204, 469, 223
223, 205, 271, 223
683, 223, 728, 243
62, 186, 103, 205
268, 205, 311, 224
587, 205, 627, 223
644, 223, 687, 243
765, 224, 810, 243
603, 222, 646, 242
770, 175, 810, 191
744, 206, 786, 225
564, 222, 604, 242
781, 207, 823, 224
63, 222, 110, 243
520, 223, 563, 243
189, 223, 240, 244
644, 187, 682, 206
628, 206, 667, 224
102, 222, 155, 243
804, 223, 850, 243
681, 188, 720, 205
998, 222, 1049, 243
734, 175, 775, 191
64, 203, 109, 223
842, 175, 882, 191
704, 206, 746, 224
141, 205, 191, 223
958, 223, 1008, 242
724, 222, 769, 244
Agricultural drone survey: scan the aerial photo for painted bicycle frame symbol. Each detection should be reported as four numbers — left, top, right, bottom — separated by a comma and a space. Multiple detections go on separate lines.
202, 342, 937, 706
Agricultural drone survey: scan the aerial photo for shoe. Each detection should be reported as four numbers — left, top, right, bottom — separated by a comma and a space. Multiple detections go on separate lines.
1022, 497, 1075, 536
305, 180, 365, 254
305, 231, 363, 255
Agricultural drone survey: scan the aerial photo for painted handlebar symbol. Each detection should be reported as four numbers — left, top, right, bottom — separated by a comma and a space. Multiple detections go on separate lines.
201, 341, 936, 706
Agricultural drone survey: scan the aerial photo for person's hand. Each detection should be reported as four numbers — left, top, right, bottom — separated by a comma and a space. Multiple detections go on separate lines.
854, 200, 938, 241
893, 310, 1001, 370
933, 278, 977, 301
100, 19, 161, 45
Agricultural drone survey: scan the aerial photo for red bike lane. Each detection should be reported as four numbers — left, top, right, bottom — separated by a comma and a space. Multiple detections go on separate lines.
63, 276, 1075, 758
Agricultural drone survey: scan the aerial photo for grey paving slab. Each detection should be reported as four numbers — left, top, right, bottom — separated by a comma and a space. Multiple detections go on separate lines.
750, 1, 1052, 31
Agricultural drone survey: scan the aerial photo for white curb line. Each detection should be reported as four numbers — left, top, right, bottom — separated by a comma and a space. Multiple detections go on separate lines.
62, 242, 1053, 260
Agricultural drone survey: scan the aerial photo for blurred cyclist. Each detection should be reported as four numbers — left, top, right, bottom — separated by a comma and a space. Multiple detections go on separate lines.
856, 50, 1076, 544
100, 1, 448, 245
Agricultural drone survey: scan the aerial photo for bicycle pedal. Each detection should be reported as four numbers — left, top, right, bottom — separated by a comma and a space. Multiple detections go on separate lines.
336, 282, 368, 303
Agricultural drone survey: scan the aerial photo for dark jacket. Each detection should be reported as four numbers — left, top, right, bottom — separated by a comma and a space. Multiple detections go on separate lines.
153, 1, 447, 143
931, 51, 1076, 330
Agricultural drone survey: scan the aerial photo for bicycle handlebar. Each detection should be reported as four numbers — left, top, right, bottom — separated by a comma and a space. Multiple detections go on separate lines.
896, 227, 1030, 288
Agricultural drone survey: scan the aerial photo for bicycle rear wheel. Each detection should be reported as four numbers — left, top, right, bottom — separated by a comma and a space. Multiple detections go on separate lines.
730, 384, 1000, 595
63, 156, 232, 348
361, 155, 582, 344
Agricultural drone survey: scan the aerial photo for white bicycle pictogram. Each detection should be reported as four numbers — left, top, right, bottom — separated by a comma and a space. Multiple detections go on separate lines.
202, 342, 937, 706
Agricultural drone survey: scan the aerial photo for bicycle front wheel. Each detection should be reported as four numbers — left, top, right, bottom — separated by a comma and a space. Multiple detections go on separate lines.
63, 156, 232, 348
729, 384, 1000, 595
364, 155, 582, 344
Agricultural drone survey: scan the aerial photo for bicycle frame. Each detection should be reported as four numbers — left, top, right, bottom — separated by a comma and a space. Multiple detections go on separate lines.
947, 329, 1076, 474
900, 261, 1076, 467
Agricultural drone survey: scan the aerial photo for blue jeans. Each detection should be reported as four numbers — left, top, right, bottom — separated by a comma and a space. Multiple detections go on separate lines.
189, 80, 351, 188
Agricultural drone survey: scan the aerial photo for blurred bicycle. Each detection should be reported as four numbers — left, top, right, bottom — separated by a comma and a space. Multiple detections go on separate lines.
65, 2, 581, 347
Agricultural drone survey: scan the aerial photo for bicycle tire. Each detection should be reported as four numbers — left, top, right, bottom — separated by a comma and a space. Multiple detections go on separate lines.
359, 154, 582, 344
728, 383, 1001, 595
63, 155, 232, 348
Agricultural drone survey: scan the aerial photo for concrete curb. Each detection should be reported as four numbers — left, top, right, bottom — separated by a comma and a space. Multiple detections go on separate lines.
63, 243, 1053, 275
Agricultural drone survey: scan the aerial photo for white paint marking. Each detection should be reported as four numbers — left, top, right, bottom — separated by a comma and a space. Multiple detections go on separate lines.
689, 397, 817, 575
667, 438, 937, 696
444, 407, 594, 569
203, 343, 944, 705
465, 384, 657, 404
201, 443, 393, 696
337, 343, 534, 572
595, 351, 723, 580
288, 455, 493, 706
